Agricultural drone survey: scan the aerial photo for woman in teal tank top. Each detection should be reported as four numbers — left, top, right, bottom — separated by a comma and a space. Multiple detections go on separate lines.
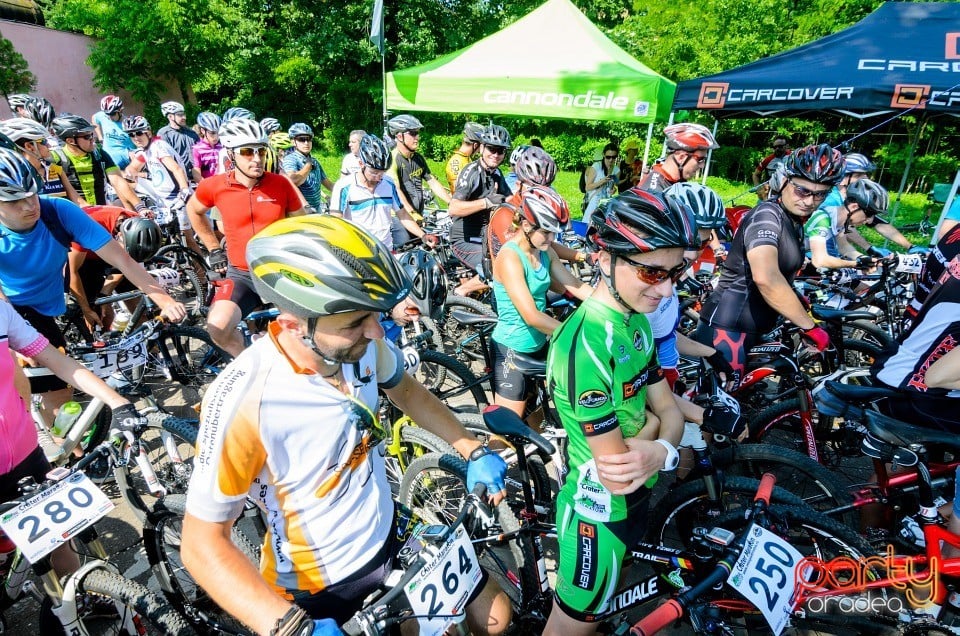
490, 186, 590, 418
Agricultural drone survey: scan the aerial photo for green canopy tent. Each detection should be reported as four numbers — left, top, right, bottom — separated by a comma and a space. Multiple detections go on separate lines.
385, 0, 675, 125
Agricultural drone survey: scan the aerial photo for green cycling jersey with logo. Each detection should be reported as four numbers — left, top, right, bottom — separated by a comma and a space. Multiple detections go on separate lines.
546, 296, 663, 618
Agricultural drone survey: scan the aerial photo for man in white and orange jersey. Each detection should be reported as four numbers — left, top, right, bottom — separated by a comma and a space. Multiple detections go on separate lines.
182, 216, 511, 636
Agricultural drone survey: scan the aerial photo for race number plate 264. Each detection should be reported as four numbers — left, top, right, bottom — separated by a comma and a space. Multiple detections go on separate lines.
727, 524, 804, 636
0, 472, 114, 563
404, 525, 482, 636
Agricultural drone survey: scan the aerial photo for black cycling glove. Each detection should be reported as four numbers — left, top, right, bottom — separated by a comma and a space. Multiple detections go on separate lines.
111, 403, 144, 433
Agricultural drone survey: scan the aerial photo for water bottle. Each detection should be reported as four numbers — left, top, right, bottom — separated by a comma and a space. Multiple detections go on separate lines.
51, 401, 82, 437
0, 531, 15, 576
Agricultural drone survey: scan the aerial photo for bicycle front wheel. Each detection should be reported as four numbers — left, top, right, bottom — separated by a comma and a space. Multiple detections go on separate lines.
40, 567, 196, 636
146, 325, 232, 417
414, 349, 489, 414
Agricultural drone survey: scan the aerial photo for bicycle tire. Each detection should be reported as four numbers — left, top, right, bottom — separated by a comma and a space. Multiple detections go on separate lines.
750, 397, 875, 487
39, 566, 196, 636
402, 315, 443, 352
414, 349, 489, 414
155, 244, 211, 313
439, 295, 496, 362
644, 475, 805, 550
144, 495, 257, 635
385, 424, 455, 493
137, 412, 200, 496
843, 318, 895, 353
710, 443, 856, 523
146, 325, 232, 418
398, 452, 470, 526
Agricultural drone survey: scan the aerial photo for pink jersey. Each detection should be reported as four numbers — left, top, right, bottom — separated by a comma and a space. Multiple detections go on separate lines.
191, 139, 223, 179
0, 302, 48, 473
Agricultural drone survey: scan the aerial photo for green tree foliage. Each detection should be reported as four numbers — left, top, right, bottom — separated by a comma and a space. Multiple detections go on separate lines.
43, 0, 955, 189
0, 36, 36, 104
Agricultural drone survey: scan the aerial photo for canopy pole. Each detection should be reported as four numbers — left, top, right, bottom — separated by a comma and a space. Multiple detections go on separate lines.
641, 123, 654, 174
886, 113, 925, 243
931, 169, 960, 244
701, 119, 719, 185
381, 53, 388, 136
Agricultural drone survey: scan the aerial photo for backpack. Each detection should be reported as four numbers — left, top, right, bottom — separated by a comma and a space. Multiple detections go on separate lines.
39, 199, 73, 249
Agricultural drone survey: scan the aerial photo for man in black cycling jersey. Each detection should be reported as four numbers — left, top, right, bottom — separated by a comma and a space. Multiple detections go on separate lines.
158, 101, 200, 178
695, 144, 845, 382
49, 114, 143, 210
386, 114, 451, 217
633, 123, 718, 193
449, 124, 512, 296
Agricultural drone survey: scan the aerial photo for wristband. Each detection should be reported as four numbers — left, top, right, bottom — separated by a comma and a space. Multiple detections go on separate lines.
270, 606, 312, 636
654, 439, 679, 472
468, 445, 491, 462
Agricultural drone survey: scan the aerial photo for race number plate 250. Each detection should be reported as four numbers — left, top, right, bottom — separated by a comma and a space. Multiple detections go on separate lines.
0, 472, 114, 563
727, 524, 804, 636
404, 525, 482, 636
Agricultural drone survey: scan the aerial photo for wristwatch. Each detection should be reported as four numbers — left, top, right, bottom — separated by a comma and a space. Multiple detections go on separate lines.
654, 439, 680, 472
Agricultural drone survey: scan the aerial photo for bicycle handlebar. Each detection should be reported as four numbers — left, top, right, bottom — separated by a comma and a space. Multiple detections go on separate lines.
630, 599, 682, 636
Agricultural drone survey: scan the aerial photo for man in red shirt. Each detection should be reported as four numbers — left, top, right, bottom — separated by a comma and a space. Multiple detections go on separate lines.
752, 136, 791, 200
634, 123, 719, 193
187, 119, 304, 355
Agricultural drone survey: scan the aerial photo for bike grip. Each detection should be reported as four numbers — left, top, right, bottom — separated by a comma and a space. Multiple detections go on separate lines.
339, 617, 362, 636
472, 483, 488, 499
630, 599, 683, 635
755, 472, 777, 505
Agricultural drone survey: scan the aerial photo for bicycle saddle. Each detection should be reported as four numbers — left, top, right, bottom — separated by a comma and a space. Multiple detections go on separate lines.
823, 380, 900, 404
449, 309, 497, 326
509, 350, 546, 378
864, 409, 960, 453
810, 305, 877, 322
482, 406, 556, 456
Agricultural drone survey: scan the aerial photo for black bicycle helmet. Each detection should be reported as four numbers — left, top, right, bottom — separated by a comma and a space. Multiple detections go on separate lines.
51, 114, 96, 141
463, 122, 484, 143
845, 178, 888, 217
514, 146, 557, 187
358, 134, 392, 171
23, 97, 55, 129
118, 216, 162, 261
397, 249, 448, 321
587, 189, 698, 255
665, 182, 726, 230
0, 147, 41, 201
387, 114, 423, 136
247, 215, 411, 317
843, 152, 876, 175
784, 144, 845, 186
477, 124, 511, 149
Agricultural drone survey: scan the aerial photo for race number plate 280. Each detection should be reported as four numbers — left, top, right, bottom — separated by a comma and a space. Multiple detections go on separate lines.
404, 524, 482, 636
0, 472, 114, 563
727, 524, 804, 636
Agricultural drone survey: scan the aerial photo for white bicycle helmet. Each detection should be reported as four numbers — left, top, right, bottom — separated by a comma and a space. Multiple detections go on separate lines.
6, 94, 30, 112
161, 101, 185, 116
666, 182, 726, 230
196, 111, 222, 133
222, 107, 255, 122
288, 123, 313, 138
219, 119, 268, 149
0, 118, 49, 144
260, 117, 281, 134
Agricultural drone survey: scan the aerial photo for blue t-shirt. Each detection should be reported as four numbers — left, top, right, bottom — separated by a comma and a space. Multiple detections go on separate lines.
945, 195, 960, 222
93, 111, 136, 169
0, 197, 112, 315
281, 151, 327, 210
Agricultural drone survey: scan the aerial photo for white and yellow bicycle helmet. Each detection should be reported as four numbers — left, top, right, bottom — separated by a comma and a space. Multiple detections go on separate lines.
247, 216, 411, 317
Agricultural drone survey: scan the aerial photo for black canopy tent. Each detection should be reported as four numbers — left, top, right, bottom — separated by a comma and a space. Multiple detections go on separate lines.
673, 2, 960, 119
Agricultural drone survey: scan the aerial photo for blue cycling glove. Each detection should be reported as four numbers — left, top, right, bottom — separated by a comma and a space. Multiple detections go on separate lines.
908, 245, 930, 255
466, 446, 507, 495
311, 618, 343, 636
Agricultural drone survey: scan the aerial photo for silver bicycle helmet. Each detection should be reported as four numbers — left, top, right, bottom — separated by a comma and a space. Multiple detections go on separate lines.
477, 124, 511, 149
222, 107, 255, 122
219, 119, 268, 149
260, 117, 281, 134
665, 182, 726, 231
122, 115, 151, 134
196, 111, 222, 133
0, 118, 50, 144
514, 146, 557, 187
387, 114, 423, 136
288, 123, 313, 138
358, 134, 392, 171
161, 101, 185, 116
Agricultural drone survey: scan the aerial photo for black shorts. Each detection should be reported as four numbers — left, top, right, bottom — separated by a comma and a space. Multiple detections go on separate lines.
292, 510, 488, 625
492, 340, 548, 402
451, 239, 483, 272
211, 266, 263, 318
0, 447, 51, 504
879, 393, 960, 434
12, 305, 67, 392
76, 262, 135, 313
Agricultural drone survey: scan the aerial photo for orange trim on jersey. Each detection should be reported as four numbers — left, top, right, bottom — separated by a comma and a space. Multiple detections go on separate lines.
267, 322, 320, 375
216, 407, 268, 497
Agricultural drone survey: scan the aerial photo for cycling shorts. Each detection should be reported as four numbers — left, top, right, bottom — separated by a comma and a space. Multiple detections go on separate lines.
293, 506, 488, 624
451, 238, 483, 272
492, 340, 547, 403
553, 487, 651, 620
694, 322, 760, 386
12, 305, 66, 392
211, 266, 263, 318
0, 446, 51, 504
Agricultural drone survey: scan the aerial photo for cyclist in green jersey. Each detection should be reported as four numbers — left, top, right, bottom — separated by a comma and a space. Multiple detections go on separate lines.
544, 190, 695, 634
